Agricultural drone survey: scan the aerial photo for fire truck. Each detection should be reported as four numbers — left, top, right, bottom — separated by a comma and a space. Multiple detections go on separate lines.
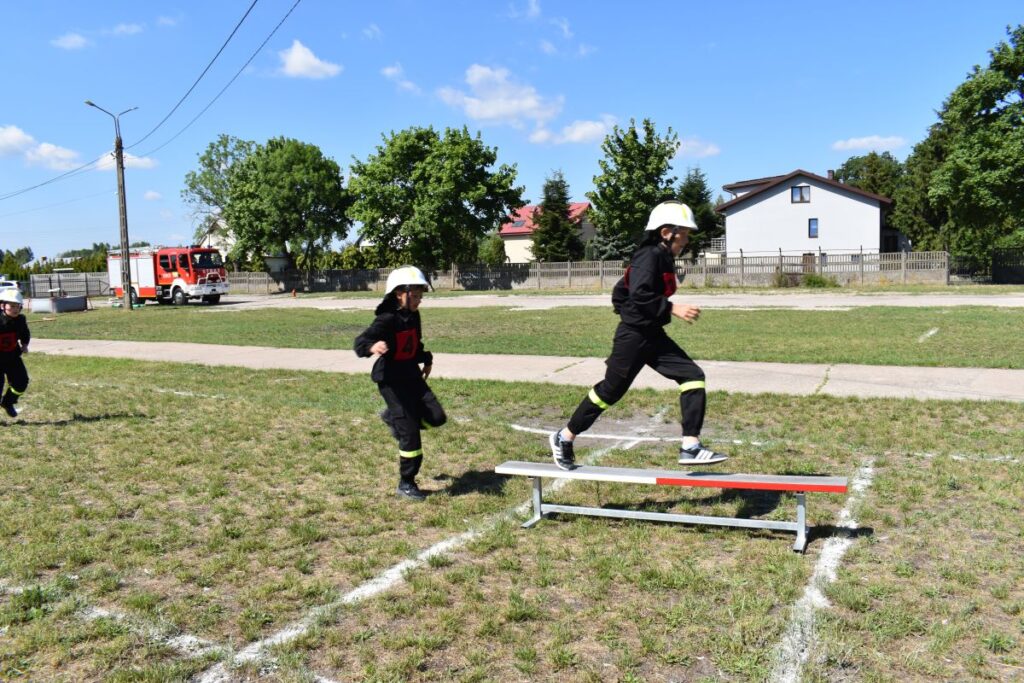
107, 246, 229, 305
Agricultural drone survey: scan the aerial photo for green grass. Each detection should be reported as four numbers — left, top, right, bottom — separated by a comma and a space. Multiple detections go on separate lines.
2, 355, 1022, 681
30, 303, 1024, 368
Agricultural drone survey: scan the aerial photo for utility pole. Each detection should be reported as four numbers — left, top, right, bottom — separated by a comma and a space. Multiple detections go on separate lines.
85, 100, 137, 311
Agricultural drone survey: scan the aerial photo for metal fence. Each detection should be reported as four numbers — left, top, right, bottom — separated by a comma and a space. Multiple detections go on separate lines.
226, 250, 950, 293
28, 272, 110, 297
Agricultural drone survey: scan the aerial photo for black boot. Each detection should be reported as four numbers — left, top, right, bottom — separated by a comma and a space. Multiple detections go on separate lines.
0, 392, 16, 418
397, 480, 426, 501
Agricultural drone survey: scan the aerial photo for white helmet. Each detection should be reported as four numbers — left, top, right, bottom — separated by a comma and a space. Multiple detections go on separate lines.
0, 289, 23, 305
645, 201, 698, 232
385, 265, 429, 294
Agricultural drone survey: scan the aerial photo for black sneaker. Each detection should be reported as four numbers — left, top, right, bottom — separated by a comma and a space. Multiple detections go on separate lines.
397, 481, 427, 501
549, 431, 577, 471
678, 443, 728, 466
1, 402, 16, 419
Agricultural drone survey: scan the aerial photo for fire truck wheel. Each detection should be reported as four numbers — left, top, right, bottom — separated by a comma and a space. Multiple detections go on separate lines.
172, 288, 187, 306
129, 288, 139, 306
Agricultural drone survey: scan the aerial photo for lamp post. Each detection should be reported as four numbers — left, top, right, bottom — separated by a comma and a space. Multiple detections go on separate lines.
85, 100, 137, 311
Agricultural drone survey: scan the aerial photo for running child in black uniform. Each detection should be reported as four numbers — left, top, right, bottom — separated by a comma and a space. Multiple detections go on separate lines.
0, 289, 30, 419
549, 201, 728, 470
355, 266, 447, 500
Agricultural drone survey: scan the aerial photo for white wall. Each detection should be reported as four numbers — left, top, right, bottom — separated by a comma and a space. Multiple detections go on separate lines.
724, 177, 881, 256
503, 235, 535, 263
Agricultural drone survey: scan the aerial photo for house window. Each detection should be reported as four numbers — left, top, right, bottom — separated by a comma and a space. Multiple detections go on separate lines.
791, 186, 810, 203
512, 220, 526, 227
808, 218, 819, 238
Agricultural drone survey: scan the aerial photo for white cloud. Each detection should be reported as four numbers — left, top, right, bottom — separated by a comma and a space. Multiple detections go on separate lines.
0, 125, 36, 156
437, 64, 563, 128
539, 39, 557, 55
157, 16, 179, 27
530, 115, 616, 145
677, 136, 721, 158
112, 23, 144, 35
550, 17, 573, 39
51, 32, 89, 50
831, 135, 906, 152
578, 43, 595, 57
278, 40, 341, 79
363, 23, 383, 40
95, 152, 157, 171
25, 143, 81, 170
143, 190, 162, 201
381, 63, 421, 94
527, 0, 541, 18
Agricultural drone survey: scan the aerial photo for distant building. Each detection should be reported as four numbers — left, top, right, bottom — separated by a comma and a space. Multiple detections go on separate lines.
498, 202, 595, 263
716, 170, 899, 256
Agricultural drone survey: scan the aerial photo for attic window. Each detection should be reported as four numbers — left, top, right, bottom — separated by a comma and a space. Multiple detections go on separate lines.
791, 186, 810, 203
513, 220, 526, 227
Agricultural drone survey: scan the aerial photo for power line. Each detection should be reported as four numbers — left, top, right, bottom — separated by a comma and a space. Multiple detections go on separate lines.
126, 0, 260, 150
139, 0, 303, 158
0, 152, 110, 202
0, 189, 116, 219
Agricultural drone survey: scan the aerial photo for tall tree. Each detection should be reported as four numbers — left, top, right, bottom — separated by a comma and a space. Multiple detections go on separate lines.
530, 170, 583, 262
676, 168, 723, 257
225, 137, 351, 275
349, 126, 523, 271
891, 24, 1024, 259
477, 231, 508, 266
586, 118, 679, 260
182, 134, 257, 241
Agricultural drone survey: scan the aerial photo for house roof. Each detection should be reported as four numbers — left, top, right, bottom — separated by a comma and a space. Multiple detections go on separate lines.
716, 169, 892, 214
499, 202, 590, 236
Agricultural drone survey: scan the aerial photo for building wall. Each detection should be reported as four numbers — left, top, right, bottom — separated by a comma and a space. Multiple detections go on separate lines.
724, 177, 881, 256
503, 235, 535, 264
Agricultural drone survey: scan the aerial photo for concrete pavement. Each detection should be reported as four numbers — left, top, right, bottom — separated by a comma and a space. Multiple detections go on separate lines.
32, 338, 1024, 403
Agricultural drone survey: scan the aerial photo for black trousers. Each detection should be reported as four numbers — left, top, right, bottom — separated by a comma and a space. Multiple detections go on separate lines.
379, 377, 446, 482
568, 323, 706, 437
0, 356, 28, 406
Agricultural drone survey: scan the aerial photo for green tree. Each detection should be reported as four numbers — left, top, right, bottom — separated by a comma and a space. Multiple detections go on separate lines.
586, 118, 679, 259
891, 24, 1024, 259
182, 134, 257, 241
225, 137, 351, 277
676, 167, 723, 257
530, 171, 583, 262
477, 232, 507, 266
835, 151, 904, 230
349, 126, 523, 272
339, 244, 367, 270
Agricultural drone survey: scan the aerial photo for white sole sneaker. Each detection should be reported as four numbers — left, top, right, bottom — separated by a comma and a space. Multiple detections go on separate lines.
678, 454, 728, 466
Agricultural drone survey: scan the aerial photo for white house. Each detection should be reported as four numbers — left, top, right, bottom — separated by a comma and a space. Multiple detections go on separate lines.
498, 202, 595, 263
716, 170, 892, 256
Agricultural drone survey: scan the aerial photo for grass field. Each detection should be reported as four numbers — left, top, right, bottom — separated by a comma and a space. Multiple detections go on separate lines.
1, 355, 1021, 682
28, 304, 1024, 368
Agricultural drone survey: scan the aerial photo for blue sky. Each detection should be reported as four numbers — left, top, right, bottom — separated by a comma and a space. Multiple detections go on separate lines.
1, 1, 1020, 259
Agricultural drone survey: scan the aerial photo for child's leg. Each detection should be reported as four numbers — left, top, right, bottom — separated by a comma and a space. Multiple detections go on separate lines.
566, 325, 646, 436
0, 358, 28, 408
648, 334, 706, 439
417, 386, 446, 430
379, 384, 423, 485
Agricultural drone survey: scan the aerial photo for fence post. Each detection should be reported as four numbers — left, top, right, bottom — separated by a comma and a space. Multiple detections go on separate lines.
599, 260, 604, 289
902, 251, 908, 284
859, 246, 864, 285
944, 251, 950, 286
739, 249, 744, 287
567, 261, 572, 289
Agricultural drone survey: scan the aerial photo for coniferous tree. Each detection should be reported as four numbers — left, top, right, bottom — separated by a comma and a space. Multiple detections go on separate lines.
676, 167, 724, 257
530, 171, 582, 262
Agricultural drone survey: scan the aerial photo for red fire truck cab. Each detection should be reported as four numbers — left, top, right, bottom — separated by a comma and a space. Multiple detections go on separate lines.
108, 247, 230, 305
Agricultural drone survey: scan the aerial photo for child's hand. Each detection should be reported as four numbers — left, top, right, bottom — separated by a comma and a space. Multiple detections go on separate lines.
370, 340, 388, 356
422, 363, 432, 379
671, 303, 701, 323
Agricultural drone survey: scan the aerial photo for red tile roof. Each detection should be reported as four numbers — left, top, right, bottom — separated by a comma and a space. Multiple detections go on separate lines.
499, 202, 590, 236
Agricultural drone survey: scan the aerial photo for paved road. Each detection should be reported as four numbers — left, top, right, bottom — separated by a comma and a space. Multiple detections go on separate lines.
211, 291, 1024, 312
33, 338, 1024, 403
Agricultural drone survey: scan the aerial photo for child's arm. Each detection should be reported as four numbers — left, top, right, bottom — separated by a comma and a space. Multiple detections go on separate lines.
353, 314, 391, 358
18, 317, 29, 352
414, 318, 433, 377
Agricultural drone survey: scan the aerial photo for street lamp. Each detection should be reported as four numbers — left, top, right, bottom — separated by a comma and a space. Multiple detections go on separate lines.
86, 100, 137, 311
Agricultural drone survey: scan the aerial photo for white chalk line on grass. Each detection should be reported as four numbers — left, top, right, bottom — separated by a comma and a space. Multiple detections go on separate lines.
770, 458, 875, 683
197, 434, 643, 683
917, 327, 939, 343
80, 606, 223, 659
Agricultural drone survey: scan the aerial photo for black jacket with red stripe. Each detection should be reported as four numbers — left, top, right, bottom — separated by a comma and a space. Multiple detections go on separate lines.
611, 243, 678, 329
0, 312, 30, 358
354, 297, 433, 383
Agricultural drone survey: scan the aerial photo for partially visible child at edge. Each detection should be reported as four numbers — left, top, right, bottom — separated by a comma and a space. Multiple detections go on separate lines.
0, 289, 30, 419
549, 200, 728, 471
354, 266, 447, 500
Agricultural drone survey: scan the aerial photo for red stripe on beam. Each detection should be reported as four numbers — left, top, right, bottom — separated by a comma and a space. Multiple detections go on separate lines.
655, 477, 847, 494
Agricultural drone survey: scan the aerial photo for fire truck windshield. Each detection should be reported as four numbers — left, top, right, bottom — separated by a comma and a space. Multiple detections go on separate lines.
191, 252, 223, 269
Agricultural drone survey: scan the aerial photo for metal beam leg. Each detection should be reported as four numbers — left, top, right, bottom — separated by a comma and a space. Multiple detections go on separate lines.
792, 493, 807, 553
522, 477, 544, 528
